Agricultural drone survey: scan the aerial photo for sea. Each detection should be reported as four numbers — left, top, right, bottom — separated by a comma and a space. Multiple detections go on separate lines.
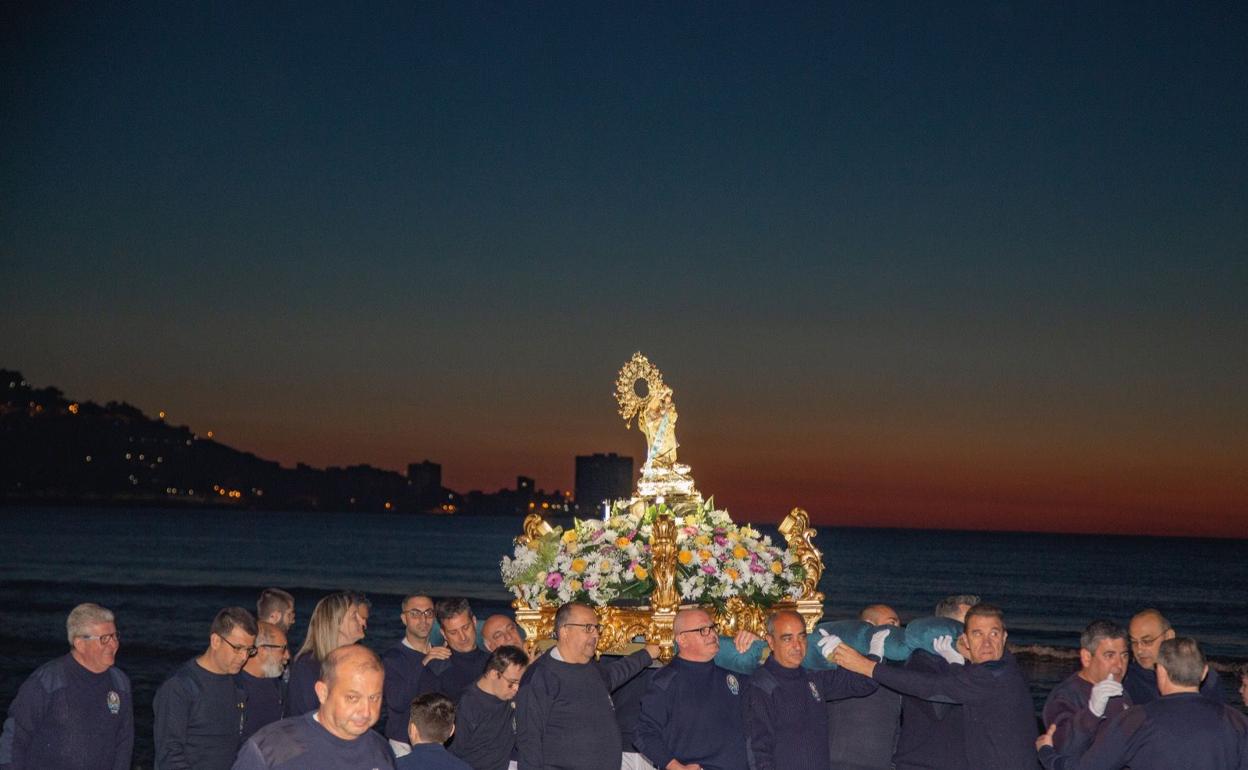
2, 506, 1245, 769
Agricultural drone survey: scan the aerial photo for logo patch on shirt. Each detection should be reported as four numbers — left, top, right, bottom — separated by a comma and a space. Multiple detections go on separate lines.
107, 690, 120, 715
808, 682, 820, 701
726, 673, 739, 695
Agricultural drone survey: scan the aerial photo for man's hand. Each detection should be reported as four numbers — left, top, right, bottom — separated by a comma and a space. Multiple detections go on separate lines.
1088, 672, 1123, 717
815, 629, 841, 659
832, 643, 876, 677
932, 635, 965, 665
868, 629, 889, 660
733, 630, 761, 654
644, 643, 662, 660
422, 646, 451, 665
665, 761, 703, 770
1036, 723, 1056, 751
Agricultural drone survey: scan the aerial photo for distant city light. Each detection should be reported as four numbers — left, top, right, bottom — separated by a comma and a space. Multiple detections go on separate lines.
206, 430, 214, 439
158, 410, 166, 419
85, 455, 92, 463
68, 403, 79, 415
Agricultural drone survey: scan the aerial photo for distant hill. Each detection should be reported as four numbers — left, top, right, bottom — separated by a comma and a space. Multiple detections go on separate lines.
0, 368, 516, 514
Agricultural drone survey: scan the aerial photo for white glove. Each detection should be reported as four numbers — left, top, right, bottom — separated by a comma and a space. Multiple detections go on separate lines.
816, 630, 842, 659
932, 635, 965, 665
1088, 673, 1123, 717
868, 629, 889, 660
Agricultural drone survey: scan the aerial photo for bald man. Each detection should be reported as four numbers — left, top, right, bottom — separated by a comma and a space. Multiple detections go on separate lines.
859, 605, 900, 627
635, 609, 748, 770
232, 645, 394, 770
1124, 609, 1221, 705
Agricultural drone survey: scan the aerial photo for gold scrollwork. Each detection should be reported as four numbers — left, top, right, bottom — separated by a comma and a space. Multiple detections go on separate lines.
615, 352, 665, 427
779, 507, 824, 603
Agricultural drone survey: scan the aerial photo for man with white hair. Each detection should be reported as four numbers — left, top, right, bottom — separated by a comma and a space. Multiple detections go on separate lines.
237, 622, 291, 741
0, 602, 133, 770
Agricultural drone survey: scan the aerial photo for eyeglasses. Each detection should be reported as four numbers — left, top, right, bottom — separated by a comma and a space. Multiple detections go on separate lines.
218, 635, 258, 657
79, 632, 121, 645
502, 675, 522, 687
403, 609, 435, 619
257, 643, 288, 652
1130, 634, 1167, 647
563, 622, 602, 634
676, 625, 716, 639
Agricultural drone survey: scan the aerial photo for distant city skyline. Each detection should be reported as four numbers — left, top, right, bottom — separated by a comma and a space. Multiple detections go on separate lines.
3, 3, 1245, 537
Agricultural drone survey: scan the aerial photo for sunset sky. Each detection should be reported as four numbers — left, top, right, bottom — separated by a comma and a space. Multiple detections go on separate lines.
3, 2, 1245, 537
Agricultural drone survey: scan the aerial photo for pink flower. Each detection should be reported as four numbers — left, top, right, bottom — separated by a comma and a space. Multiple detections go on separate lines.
701, 564, 717, 575
545, 573, 563, 588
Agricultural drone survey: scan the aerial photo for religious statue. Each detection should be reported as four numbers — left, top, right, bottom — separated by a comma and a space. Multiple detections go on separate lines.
640, 382, 678, 468
615, 352, 699, 501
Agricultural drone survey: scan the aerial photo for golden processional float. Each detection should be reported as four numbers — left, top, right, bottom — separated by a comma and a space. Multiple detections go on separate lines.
501, 353, 825, 662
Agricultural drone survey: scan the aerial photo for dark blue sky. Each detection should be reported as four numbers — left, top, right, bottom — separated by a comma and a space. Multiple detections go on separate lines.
3, 2, 1245, 535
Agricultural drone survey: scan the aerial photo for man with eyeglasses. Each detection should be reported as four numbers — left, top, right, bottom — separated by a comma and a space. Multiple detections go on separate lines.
0, 602, 133, 770
237, 622, 291, 742
450, 645, 530, 770
515, 602, 659, 770
634, 608, 748, 770
154, 606, 257, 770
383, 594, 449, 750
1123, 609, 1222, 705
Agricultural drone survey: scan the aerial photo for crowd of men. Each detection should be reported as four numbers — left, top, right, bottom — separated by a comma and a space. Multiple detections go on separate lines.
3, 590, 1247, 770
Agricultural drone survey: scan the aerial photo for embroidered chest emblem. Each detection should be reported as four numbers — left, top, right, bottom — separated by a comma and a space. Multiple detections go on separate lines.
106, 690, 121, 715
808, 681, 820, 701
726, 674, 740, 695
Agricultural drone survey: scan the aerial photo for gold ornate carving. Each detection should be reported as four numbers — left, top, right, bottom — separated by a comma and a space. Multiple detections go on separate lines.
779, 507, 824, 603
615, 352, 665, 426
649, 514, 679, 613
517, 512, 552, 549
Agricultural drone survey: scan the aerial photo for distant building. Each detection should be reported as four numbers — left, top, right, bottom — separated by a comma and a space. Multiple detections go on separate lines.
407, 460, 442, 506
574, 453, 633, 515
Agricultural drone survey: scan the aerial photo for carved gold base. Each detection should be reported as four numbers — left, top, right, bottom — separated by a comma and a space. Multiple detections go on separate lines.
513, 596, 824, 663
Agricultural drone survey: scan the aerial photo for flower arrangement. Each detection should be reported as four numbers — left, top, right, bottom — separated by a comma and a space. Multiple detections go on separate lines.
501, 498, 806, 610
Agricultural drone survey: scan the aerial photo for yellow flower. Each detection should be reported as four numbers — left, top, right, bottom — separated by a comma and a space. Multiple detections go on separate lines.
771, 560, 783, 574
633, 565, 649, 580
727, 531, 740, 542
562, 530, 578, 544
569, 579, 582, 591
571, 558, 587, 573
725, 567, 740, 581
732, 545, 748, 560
698, 549, 713, 562
678, 550, 693, 565
695, 535, 711, 546
600, 560, 614, 572
616, 536, 631, 548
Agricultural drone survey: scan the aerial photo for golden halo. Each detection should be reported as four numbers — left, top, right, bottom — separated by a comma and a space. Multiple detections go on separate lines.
615, 352, 665, 426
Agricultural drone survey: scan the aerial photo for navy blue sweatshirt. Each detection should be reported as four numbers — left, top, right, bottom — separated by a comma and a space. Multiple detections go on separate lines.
153, 659, 246, 770
890, 651, 967, 770
872, 649, 1038, 770
381, 642, 430, 743
284, 653, 321, 716
1041, 672, 1130, 759
449, 683, 516, 770
635, 657, 748, 770
236, 671, 284, 743
397, 742, 472, 770
418, 648, 490, 704
1123, 661, 1222, 705
0, 654, 133, 770
231, 712, 395, 770
826, 666, 901, 770
743, 655, 879, 770
1037, 691, 1248, 770
603, 662, 652, 755
514, 649, 653, 770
